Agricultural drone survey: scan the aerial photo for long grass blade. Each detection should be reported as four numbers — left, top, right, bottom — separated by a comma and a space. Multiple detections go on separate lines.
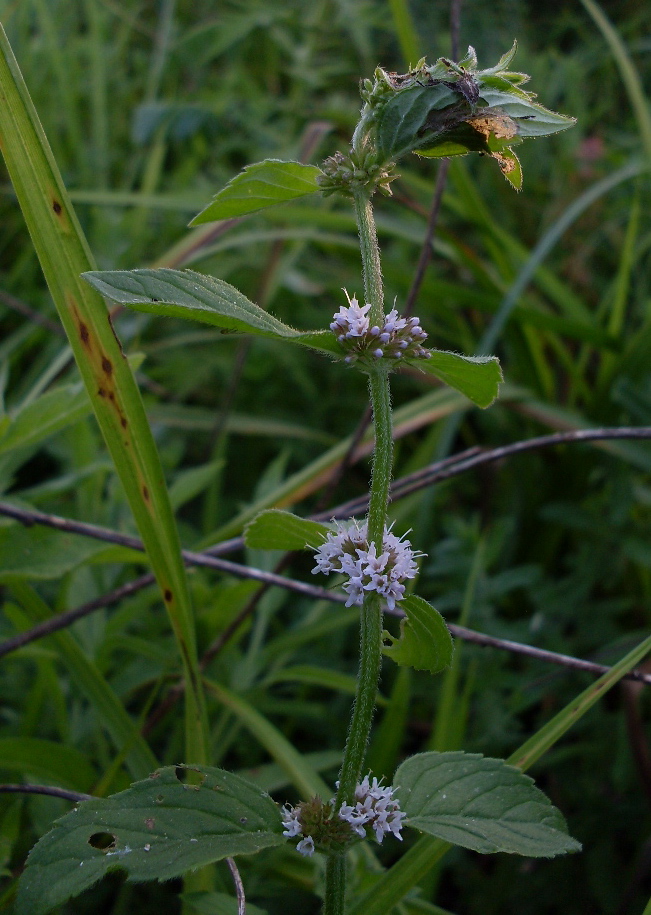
580, 0, 651, 159
0, 25, 208, 765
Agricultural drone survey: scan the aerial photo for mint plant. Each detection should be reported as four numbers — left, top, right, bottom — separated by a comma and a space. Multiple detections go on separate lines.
6, 38, 586, 915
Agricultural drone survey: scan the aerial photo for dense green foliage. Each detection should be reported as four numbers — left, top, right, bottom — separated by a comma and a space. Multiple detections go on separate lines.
0, 1, 650, 913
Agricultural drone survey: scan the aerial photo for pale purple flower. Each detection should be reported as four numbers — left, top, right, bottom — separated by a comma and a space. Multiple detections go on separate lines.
281, 804, 302, 838
330, 291, 431, 366
282, 774, 405, 857
330, 290, 371, 340
338, 775, 406, 843
296, 836, 315, 857
312, 521, 421, 610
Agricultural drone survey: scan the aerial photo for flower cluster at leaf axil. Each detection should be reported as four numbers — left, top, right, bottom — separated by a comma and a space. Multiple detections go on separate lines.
331, 290, 430, 366
281, 775, 406, 856
312, 519, 421, 611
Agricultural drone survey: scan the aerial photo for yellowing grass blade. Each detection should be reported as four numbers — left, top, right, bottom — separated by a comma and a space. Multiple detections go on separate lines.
0, 25, 207, 765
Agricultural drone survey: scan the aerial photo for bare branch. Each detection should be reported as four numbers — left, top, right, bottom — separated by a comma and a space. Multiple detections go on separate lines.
0, 784, 91, 803
2, 426, 651, 683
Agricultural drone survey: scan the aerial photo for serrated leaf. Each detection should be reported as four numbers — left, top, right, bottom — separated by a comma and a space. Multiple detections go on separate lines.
16, 765, 285, 915
395, 751, 581, 857
190, 159, 322, 223
495, 147, 523, 190
477, 89, 576, 137
82, 268, 340, 356
490, 40, 519, 73
383, 595, 453, 674
415, 351, 502, 408
376, 84, 462, 161
244, 510, 330, 551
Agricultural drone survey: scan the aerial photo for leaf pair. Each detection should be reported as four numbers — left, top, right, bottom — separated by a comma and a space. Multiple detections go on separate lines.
82, 268, 503, 408
17, 753, 580, 914
244, 509, 453, 674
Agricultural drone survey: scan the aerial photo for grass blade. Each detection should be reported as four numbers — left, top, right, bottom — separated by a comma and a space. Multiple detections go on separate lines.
580, 0, 651, 159
0, 25, 207, 765
10, 582, 158, 781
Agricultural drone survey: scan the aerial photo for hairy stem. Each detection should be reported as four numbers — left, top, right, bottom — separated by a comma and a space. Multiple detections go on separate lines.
326, 189, 393, 914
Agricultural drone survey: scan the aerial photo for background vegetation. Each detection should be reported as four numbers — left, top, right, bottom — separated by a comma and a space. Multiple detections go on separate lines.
0, 0, 650, 912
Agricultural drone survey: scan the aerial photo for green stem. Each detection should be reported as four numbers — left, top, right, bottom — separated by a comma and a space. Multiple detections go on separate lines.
325, 856, 347, 915
353, 189, 384, 326
326, 189, 393, 915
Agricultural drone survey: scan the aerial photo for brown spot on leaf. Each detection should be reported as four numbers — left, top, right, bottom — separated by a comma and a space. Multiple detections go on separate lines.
97, 386, 106, 398
466, 110, 518, 141
79, 322, 90, 346
120, 417, 128, 428
52, 199, 62, 215
164, 589, 173, 603
102, 356, 113, 375
142, 485, 150, 502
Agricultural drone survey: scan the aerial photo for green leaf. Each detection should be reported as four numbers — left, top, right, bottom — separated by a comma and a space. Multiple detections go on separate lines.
16, 765, 285, 915
82, 268, 340, 356
348, 633, 651, 915
383, 595, 453, 674
394, 751, 581, 857
495, 147, 523, 190
0, 524, 111, 581
0, 737, 96, 793
416, 351, 502, 408
0, 384, 90, 456
244, 509, 330, 551
11, 581, 158, 781
168, 458, 224, 512
376, 85, 462, 161
374, 48, 574, 167
189, 159, 322, 223
477, 89, 576, 137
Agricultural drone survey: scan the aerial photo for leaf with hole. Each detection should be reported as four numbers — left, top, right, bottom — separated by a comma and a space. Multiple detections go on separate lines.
16, 765, 285, 915
395, 751, 581, 857
190, 159, 322, 222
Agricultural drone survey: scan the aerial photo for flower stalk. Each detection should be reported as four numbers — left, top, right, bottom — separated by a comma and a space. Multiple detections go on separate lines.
325, 188, 395, 914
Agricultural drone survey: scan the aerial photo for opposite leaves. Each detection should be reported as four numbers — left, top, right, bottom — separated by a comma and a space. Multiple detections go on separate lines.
395, 751, 581, 857
16, 765, 285, 915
